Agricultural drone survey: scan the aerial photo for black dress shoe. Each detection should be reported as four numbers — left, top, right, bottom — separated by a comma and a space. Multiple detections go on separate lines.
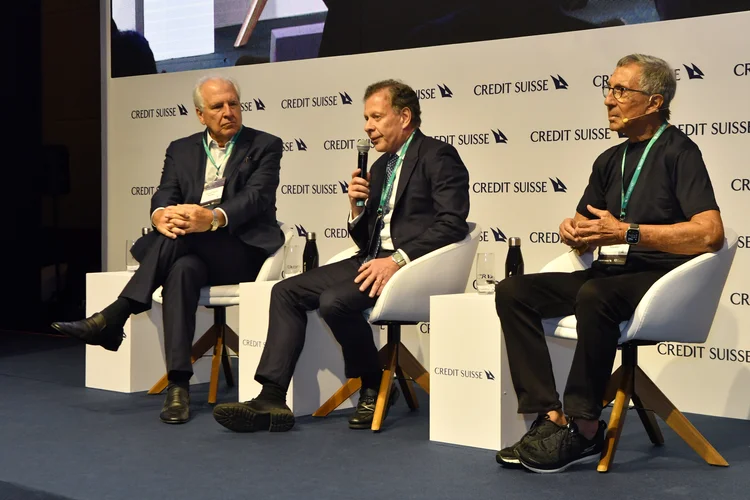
51, 313, 125, 352
159, 386, 190, 424
348, 385, 400, 430
213, 399, 295, 433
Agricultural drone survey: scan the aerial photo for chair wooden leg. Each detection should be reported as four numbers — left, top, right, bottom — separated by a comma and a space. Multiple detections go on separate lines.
396, 364, 418, 410
371, 343, 398, 432
634, 367, 728, 467
312, 378, 362, 417
312, 341, 396, 418
397, 342, 430, 394
208, 332, 224, 404
602, 366, 623, 408
223, 326, 239, 354
221, 327, 235, 389
598, 363, 634, 473
632, 392, 664, 445
147, 325, 220, 395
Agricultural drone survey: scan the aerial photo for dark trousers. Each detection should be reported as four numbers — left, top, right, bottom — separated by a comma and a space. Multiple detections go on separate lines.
495, 266, 667, 419
120, 231, 266, 378
255, 256, 382, 390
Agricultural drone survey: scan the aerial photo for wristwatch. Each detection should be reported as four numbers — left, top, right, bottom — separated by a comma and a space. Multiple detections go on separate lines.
625, 223, 640, 245
391, 250, 406, 268
210, 210, 220, 232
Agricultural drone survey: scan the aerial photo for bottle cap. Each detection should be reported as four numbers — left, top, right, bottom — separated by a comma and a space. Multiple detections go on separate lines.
142, 227, 153, 236
306, 232, 316, 241
508, 237, 521, 247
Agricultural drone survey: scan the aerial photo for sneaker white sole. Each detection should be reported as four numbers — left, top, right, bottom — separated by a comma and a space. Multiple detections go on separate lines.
519, 452, 600, 474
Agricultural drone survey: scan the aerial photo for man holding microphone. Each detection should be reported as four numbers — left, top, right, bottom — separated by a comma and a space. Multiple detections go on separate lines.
213, 79, 471, 432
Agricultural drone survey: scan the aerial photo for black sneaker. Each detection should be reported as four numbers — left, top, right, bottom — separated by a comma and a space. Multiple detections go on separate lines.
516, 419, 606, 473
495, 414, 561, 467
348, 385, 400, 429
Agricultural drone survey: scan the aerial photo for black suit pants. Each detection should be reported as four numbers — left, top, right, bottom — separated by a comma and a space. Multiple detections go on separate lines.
120, 231, 266, 377
255, 256, 383, 390
495, 266, 667, 420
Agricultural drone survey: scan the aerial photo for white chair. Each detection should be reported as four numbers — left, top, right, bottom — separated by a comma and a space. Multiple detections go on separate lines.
148, 222, 294, 403
313, 222, 482, 431
539, 228, 738, 472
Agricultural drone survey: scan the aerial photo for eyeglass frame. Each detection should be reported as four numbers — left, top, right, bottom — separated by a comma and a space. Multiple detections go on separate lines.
601, 84, 654, 101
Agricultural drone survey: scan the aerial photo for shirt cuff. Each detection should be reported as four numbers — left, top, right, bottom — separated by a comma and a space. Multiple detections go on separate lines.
151, 207, 165, 226
395, 249, 411, 264
348, 210, 364, 226
215, 208, 229, 227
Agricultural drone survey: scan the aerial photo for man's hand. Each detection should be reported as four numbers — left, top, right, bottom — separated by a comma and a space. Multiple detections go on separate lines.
348, 168, 371, 218
354, 256, 400, 298
165, 204, 214, 235
152, 208, 178, 239
575, 205, 627, 247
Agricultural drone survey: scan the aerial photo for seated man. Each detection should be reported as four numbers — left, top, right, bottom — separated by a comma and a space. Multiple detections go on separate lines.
495, 54, 724, 473
212, 79, 470, 432
52, 76, 285, 424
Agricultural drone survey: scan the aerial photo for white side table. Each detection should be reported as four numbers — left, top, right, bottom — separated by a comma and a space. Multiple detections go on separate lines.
85, 272, 217, 393
429, 293, 577, 451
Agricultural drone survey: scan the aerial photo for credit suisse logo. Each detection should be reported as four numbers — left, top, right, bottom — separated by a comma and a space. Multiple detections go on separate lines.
472, 178, 568, 195
280, 91, 352, 109
473, 74, 569, 97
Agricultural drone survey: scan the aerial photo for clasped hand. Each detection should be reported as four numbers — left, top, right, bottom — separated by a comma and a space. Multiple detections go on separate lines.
153, 204, 212, 239
560, 205, 626, 250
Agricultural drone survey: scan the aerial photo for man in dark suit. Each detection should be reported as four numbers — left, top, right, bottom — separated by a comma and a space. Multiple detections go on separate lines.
52, 76, 284, 424
212, 79, 470, 433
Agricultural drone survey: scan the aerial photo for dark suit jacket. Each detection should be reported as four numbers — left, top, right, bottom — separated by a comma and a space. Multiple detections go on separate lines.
135, 126, 285, 258
350, 129, 470, 261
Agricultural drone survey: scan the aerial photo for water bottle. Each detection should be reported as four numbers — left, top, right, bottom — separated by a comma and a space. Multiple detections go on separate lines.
505, 237, 524, 278
303, 232, 319, 272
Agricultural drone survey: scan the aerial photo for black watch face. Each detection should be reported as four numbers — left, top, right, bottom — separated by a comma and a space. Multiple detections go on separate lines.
626, 229, 639, 244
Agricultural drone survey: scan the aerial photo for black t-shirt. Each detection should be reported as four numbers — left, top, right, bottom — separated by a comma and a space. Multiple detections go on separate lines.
576, 125, 720, 272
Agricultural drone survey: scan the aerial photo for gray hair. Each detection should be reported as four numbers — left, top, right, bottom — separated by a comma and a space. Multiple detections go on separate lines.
192, 75, 241, 111
617, 54, 676, 120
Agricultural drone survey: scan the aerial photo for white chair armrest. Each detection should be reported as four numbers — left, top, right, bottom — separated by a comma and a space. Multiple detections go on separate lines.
622, 229, 738, 343
368, 222, 482, 323
539, 250, 593, 273
325, 245, 360, 265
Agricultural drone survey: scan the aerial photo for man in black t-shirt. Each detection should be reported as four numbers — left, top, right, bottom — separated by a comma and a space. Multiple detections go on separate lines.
494, 54, 724, 473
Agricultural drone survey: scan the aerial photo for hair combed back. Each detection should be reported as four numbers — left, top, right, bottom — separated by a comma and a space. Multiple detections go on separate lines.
363, 79, 422, 127
193, 75, 242, 111
617, 54, 676, 120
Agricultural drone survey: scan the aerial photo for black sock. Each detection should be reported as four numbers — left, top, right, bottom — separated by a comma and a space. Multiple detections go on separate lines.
100, 297, 147, 328
167, 371, 191, 391
256, 383, 286, 404
361, 371, 383, 392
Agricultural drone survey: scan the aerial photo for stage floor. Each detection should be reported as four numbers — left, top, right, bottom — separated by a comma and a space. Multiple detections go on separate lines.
1, 331, 748, 500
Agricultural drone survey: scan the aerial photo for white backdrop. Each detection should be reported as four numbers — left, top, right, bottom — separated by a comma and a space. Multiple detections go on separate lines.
104, 11, 750, 419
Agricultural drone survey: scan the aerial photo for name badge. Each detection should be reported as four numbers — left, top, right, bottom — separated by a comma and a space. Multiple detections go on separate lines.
598, 244, 629, 265
200, 177, 226, 208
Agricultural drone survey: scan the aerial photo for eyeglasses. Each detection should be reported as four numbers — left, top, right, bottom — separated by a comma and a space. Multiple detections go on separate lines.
601, 84, 651, 101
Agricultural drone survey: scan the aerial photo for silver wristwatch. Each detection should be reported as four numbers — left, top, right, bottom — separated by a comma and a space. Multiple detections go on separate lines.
210, 210, 219, 231
391, 250, 406, 268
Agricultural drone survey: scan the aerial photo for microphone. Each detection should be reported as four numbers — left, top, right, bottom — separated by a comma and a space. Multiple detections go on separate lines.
355, 139, 370, 208
621, 108, 668, 124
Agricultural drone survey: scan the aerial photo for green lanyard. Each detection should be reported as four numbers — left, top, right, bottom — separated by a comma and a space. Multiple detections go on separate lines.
202, 127, 242, 177
377, 131, 415, 215
620, 122, 668, 220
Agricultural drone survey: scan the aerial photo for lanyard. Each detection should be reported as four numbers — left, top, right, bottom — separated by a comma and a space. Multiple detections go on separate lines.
202, 127, 242, 177
620, 122, 668, 220
377, 131, 415, 214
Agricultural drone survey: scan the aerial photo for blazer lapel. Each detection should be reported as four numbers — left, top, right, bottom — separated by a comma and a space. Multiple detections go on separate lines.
192, 134, 208, 204
393, 129, 423, 208
223, 127, 255, 183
